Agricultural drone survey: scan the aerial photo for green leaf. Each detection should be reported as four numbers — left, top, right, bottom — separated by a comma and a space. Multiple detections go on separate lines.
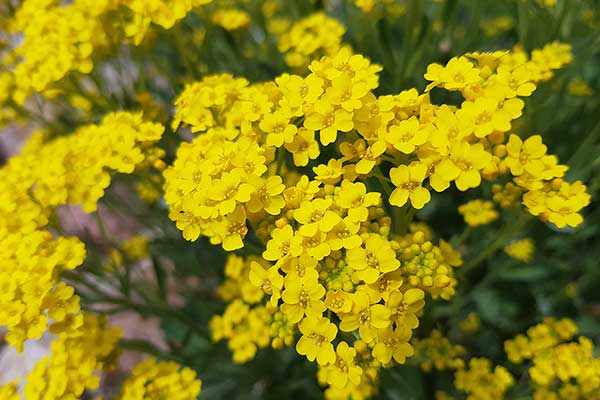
378, 365, 427, 400
473, 288, 518, 327
151, 256, 168, 301
497, 266, 551, 282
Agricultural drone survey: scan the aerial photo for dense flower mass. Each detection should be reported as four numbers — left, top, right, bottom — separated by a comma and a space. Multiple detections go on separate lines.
454, 357, 515, 400
0, 1, 597, 400
117, 358, 202, 400
504, 318, 600, 400
277, 12, 346, 69
0, 0, 215, 104
23, 314, 121, 400
0, 111, 165, 396
0, 112, 163, 350
160, 41, 594, 397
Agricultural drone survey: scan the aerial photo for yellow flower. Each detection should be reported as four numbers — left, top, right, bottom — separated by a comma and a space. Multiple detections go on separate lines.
211, 8, 250, 31
213, 205, 248, 251
246, 175, 286, 215
208, 170, 255, 216
260, 111, 298, 147
281, 276, 326, 323
0, 381, 19, 400
458, 200, 499, 227
362, 271, 404, 303
324, 290, 354, 314
430, 105, 474, 148
504, 238, 535, 263
326, 74, 370, 111
263, 224, 303, 262
434, 141, 492, 191
424, 56, 482, 91
313, 159, 344, 184
117, 357, 202, 400
386, 288, 425, 330
505, 134, 548, 176
347, 234, 400, 284
355, 140, 387, 175
284, 128, 320, 166
413, 329, 466, 372
249, 262, 284, 306
278, 13, 345, 69
455, 358, 514, 400
276, 73, 324, 111
304, 99, 354, 145
492, 182, 523, 208
439, 239, 463, 267
389, 162, 431, 209
336, 180, 381, 222
372, 326, 414, 364
294, 198, 342, 237
326, 218, 363, 250
296, 315, 337, 365
386, 116, 429, 154
322, 341, 363, 387
280, 253, 319, 282
489, 65, 537, 98
459, 313, 481, 334
458, 96, 513, 138
522, 179, 590, 228
339, 291, 391, 342
568, 77, 593, 97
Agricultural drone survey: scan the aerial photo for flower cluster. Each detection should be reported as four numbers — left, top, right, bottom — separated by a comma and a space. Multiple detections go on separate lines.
454, 358, 515, 400
504, 317, 578, 363
117, 357, 202, 400
0, 111, 165, 399
277, 13, 346, 69
0, 231, 85, 351
210, 298, 273, 363
21, 314, 121, 400
0, 382, 19, 400
211, 8, 251, 31
163, 39, 588, 397
459, 312, 481, 334
504, 318, 600, 400
504, 238, 535, 262
412, 329, 466, 372
0, 1, 596, 399
0, 0, 215, 105
458, 200, 499, 227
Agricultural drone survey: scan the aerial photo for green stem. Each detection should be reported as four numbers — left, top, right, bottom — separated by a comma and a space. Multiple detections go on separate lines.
83, 296, 207, 339
119, 339, 187, 365
460, 214, 531, 276
452, 227, 471, 248
567, 119, 600, 180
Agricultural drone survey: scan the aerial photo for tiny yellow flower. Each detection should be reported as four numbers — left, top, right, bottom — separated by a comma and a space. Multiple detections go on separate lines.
372, 326, 414, 364
347, 235, 400, 284
304, 100, 354, 146
504, 238, 535, 263
339, 291, 391, 342
505, 134, 548, 176
386, 117, 429, 154
296, 315, 337, 365
458, 200, 499, 227
322, 341, 363, 387
263, 224, 303, 262
336, 180, 381, 222
249, 262, 284, 306
281, 276, 326, 323
389, 162, 431, 209
294, 198, 342, 237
